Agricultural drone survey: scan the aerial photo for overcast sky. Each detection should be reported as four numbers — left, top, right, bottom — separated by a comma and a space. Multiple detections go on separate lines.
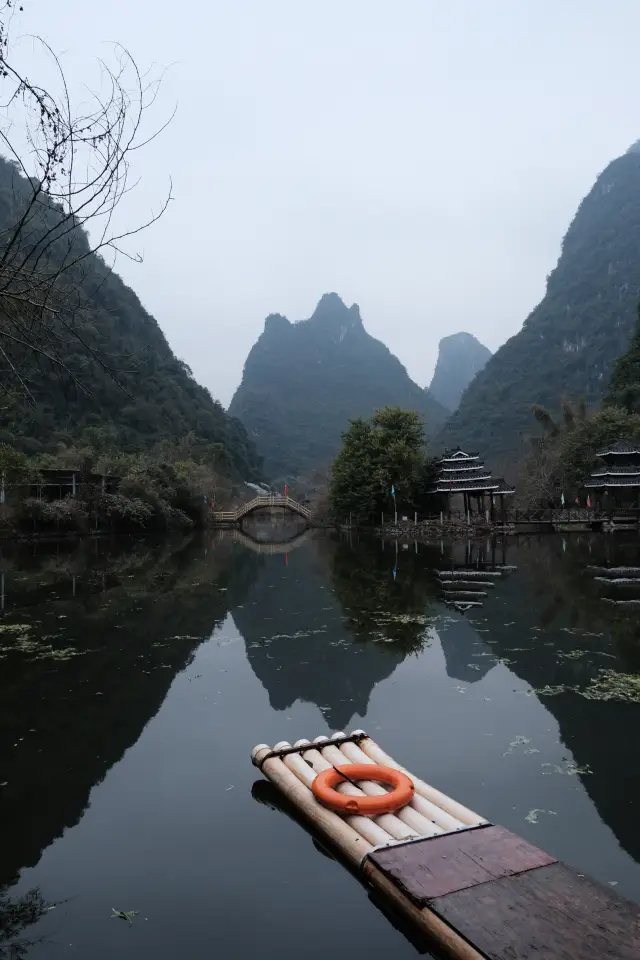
17, 1, 640, 405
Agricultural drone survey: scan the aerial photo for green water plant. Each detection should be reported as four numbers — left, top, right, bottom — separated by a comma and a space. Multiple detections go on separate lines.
582, 670, 640, 702
111, 909, 139, 925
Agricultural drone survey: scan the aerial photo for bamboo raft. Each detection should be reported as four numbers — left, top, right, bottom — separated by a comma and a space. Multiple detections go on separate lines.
252, 730, 640, 959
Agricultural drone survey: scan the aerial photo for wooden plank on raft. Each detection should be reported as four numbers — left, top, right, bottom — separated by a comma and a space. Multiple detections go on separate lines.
429, 862, 640, 960
369, 825, 557, 902
253, 733, 640, 960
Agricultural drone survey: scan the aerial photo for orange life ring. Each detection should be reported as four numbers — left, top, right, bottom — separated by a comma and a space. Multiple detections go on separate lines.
311, 764, 414, 816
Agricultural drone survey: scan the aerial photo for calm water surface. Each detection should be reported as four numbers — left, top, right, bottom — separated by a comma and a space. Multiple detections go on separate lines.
1, 529, 640, 957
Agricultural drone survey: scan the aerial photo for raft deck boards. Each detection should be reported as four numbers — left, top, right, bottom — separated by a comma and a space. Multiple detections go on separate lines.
371, 831, 639, 959
252, 731, 640, 960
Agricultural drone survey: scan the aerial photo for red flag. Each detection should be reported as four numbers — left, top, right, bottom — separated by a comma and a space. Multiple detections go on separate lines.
586, 495, 591, 508
284, 483, 289, 498
575, 497, 580, 506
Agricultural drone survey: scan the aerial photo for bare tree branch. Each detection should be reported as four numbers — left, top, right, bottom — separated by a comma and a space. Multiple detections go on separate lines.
0, 3, 173, 402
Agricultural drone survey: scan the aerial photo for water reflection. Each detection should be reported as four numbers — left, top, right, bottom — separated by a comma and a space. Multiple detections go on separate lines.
438, 614, 496, 683
234, 536, 430, 729
467, 534, 640, 867
1, 531, 640, 958
0, 887, 58, 960
240, 513, 308, 545
436, 538, 516, 613
0, 536, 261, 889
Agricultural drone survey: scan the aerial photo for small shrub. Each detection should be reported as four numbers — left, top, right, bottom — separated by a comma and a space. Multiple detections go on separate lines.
97, 493, 154, 529
166, 507, 195, 529
15, 496, 88, 532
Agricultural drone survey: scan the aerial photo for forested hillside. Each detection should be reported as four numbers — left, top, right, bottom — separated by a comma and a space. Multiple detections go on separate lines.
438, 142, 640, 465
428, 332, 491, 411
229, 293, 448, 480
0, 157, 260, 480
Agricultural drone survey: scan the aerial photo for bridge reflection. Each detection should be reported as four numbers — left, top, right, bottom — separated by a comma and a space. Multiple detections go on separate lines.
227, 527, 313, 554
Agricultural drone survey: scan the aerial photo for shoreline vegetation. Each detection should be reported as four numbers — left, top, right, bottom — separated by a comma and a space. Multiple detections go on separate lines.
323, 311, 640, 530
0, 435, 250, 539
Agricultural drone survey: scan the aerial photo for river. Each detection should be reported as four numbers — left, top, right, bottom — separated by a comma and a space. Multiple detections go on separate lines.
1, 529, 640, 958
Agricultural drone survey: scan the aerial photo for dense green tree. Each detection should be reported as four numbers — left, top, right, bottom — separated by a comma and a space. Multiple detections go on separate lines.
559, 407, 640, 491
329, 407, 436, 520
0, 444, 34, 486
518, 397, 640, 504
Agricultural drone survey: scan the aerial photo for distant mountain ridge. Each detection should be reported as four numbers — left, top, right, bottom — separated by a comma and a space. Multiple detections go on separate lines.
229, 293, 448, 480
428, 332, 491, 411
438, 142, 640, 464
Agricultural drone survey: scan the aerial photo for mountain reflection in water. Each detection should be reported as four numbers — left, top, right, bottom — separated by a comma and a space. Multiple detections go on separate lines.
0, 530, 639, 959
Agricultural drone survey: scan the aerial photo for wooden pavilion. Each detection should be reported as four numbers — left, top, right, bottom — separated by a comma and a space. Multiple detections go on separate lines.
432, 448, 515, 521
584, 439, 640, 511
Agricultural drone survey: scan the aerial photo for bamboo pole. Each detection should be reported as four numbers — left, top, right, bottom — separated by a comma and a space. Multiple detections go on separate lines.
362, 860, 486, 960
354, 734, 486, 826
251, 746, 371, 868
311, 739, 418, 841
331, 733, 464, 832
294, 740, 402, 844
318, 738, 437, 838
254, 741, 487, 960
337, 740, 444, 837
274, 741, 393, 847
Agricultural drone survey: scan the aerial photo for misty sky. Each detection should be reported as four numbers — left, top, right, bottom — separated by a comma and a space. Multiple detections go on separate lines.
17, 1, 640, 405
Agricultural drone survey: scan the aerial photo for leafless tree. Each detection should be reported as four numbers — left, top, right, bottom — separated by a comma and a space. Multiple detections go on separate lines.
515, 437, 562, 507
0, 1, 173, 401
517, 397, 588, 506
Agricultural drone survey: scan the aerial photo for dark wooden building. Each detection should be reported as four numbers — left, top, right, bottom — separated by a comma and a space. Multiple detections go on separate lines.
0, 469, 120, 506
584, 439, 640, 509
432, 448, 515, 519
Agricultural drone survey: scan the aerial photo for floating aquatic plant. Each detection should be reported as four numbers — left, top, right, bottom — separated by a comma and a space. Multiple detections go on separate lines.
503, 735, 531, 757
0, 630, 86, 661
532, 684, 573, 697
531, 670, 640, 703
542, 761, 593, 776
0, 624, 30, 636
581, 670, 640, 702
375, 613, 433, 625
525, 809, 556, 824
111, 908, 139, 925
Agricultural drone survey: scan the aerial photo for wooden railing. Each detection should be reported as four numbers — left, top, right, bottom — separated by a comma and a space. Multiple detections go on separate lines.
210, 494, 313, 524
508, 508, 609, 523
